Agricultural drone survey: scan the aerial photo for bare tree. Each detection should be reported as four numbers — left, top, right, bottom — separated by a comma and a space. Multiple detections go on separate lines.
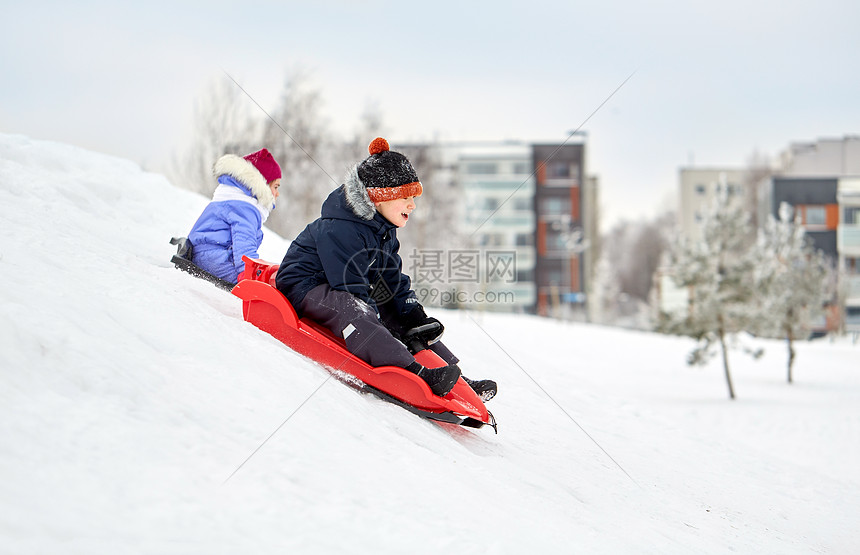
168, 76, 258, 196
344, 102, 386, 163
397, 142, 460, 252
591, 254, 622, 324
261, 69, 337, 240
598, 211, 675, 325
742, 149, 773, 230
626, 213, 674, 301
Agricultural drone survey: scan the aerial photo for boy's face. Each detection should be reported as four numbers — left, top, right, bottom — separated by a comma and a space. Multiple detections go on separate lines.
374, 196, 417, 228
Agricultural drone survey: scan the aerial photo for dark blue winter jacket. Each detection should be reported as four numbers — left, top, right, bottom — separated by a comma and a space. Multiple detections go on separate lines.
276, 183, 418, 317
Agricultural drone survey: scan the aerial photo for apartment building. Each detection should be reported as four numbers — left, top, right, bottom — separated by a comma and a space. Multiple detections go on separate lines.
758, 136, 860, 332
402, 139, 597, 318
678, 167, 747, 242
455, 142, 537, 313
837, 178, 860, 331
532, 142, 593, 319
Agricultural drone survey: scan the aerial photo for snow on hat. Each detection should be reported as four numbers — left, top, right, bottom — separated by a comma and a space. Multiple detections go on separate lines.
357, 138, 423, 203
243, 148, 282, 183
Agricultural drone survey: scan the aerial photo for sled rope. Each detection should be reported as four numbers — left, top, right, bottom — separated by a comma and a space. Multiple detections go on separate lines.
467, 315, 640, 488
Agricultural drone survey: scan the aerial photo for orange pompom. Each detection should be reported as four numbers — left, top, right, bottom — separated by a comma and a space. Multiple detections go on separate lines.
368, 137, 390, 156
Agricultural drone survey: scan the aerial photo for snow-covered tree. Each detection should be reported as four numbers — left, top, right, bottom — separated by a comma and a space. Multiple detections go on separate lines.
658, 191, 759, 400
753, 203, 833, 383
171, 71, 468, 260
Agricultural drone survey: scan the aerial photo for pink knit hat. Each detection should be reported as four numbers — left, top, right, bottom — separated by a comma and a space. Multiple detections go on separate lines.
244, 148, 282, 183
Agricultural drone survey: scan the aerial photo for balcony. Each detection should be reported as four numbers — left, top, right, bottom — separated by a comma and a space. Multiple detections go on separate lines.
838, 224, 860, 253
846, 305, 860, 331
845, 274, 860, 301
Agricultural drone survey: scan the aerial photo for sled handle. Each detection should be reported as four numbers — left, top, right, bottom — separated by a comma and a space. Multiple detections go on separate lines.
402, 322, 443, 354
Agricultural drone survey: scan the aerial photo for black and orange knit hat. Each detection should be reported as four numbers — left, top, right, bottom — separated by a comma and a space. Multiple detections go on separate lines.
357, 138, 423, 203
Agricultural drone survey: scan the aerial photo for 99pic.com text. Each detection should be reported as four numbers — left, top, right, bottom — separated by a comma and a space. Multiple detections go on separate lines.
415, 287, 517, 306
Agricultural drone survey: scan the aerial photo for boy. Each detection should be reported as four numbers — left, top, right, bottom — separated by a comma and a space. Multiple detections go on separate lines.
276, 138, 496, 400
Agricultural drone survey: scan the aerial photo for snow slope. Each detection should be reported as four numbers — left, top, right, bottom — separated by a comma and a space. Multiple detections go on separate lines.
1, 134, 858, 554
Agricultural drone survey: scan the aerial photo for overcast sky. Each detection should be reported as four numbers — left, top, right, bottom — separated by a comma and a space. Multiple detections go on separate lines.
3, 0, 858, 230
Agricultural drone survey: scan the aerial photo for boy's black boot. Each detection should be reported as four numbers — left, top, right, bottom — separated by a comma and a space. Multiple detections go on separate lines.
406, 361, 461, 397
463, 376, 497, 402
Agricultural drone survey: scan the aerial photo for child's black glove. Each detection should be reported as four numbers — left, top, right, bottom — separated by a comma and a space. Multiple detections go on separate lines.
397, 304, 444, 346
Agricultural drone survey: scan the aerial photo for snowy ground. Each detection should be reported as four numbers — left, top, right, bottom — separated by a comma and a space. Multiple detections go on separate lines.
1, 133, 858, 554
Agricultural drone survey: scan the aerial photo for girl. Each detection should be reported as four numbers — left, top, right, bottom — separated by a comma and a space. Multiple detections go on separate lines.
187, 148, 282, 284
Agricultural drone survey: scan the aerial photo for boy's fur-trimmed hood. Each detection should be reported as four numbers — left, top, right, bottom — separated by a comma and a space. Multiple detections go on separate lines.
342, 164, 377, 220
213, 154, 274, 208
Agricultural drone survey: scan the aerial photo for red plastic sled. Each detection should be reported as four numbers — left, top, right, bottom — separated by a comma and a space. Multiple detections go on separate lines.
232, 256, 496, 431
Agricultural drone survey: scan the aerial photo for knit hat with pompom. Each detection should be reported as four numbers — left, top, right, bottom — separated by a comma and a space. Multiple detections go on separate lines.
357, 138, 422, 203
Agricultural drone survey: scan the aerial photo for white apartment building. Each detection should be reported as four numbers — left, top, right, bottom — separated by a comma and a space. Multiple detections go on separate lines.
780, 136, 860, 176
456, 143, 537, 312
401, 139, 595, 317
837, 177, 860, 331
403, 142, 538, 313
678, 167, 747, 243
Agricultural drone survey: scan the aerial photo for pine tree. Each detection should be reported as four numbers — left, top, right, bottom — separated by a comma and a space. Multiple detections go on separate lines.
754, 203, 832, 383
658, 191, 759, 399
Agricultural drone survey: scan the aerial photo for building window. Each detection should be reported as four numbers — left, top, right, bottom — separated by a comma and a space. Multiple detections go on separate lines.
513, 198, 532, 211
802, 205, 826, 227
516, 269, 534, 282
513, 162, 530, 175
515, 233, 533, 246
540, 197, 566, 215
548, 162, 570, 178
479, 197, 500, 211
845, 206, 860, 225
480, 234, 506, 247
546, 233, 569, 251
695, 184, 706, 195
466, 162, 497, 175
727, 183, 743, 195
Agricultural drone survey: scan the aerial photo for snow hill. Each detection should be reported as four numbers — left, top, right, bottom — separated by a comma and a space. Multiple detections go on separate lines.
1, 133, 859, 554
